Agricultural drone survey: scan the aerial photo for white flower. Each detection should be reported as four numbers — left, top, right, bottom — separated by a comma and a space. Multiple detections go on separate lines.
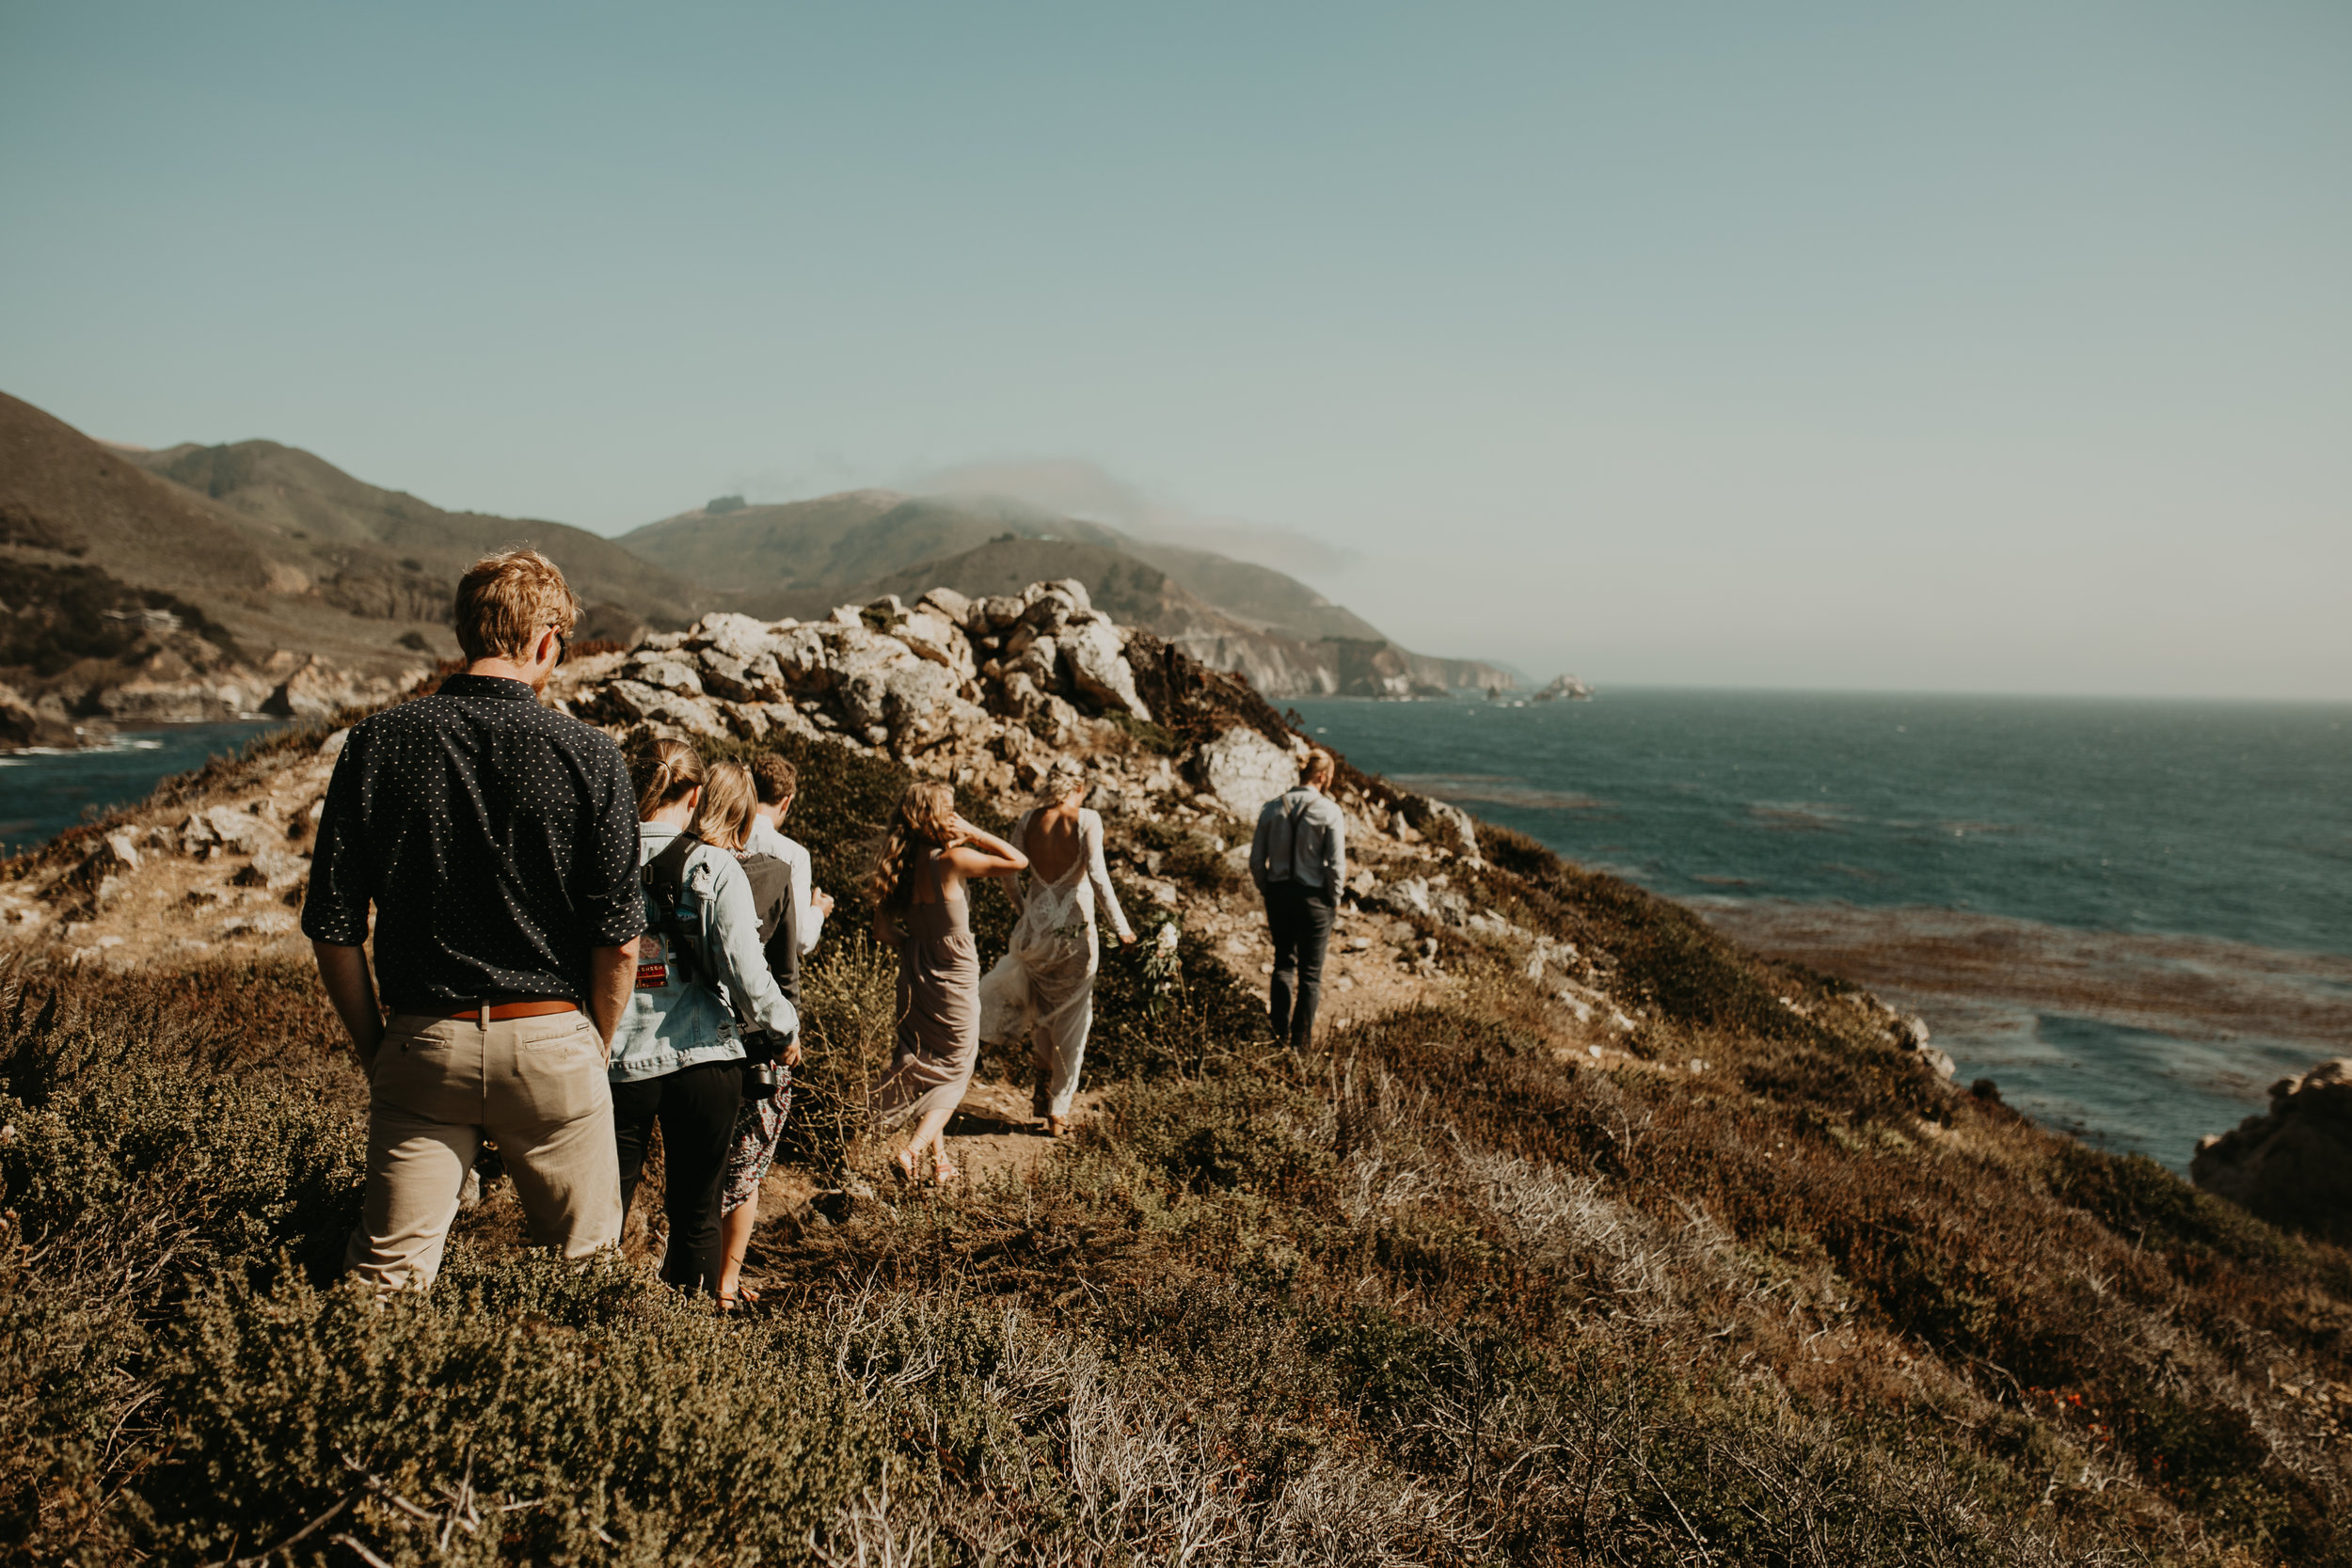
1156, 924, 1180, 950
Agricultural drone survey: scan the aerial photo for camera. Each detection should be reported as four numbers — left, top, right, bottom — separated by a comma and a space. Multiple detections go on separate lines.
741, 1028, 794, 1101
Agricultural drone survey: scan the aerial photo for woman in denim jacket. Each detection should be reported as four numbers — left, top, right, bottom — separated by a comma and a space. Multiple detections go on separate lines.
610, 740, 799, 1294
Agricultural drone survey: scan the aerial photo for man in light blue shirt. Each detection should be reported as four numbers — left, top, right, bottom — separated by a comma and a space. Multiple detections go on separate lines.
1249, 751, 1346, 1048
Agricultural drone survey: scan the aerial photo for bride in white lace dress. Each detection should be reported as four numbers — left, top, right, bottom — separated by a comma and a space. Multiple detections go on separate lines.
979, 759, 1136, 1135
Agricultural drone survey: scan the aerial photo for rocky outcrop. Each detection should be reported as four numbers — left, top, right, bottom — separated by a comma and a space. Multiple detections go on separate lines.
1533, 673, 1594, 701
0, 680, 77, 749
1196, 726, 1304, 820
2192, 1059, 2352, 1244
262, 654, 423, 720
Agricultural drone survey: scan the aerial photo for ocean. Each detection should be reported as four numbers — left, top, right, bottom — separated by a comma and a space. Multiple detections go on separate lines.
0, 721, 284, 859
1288, 689, 2352, 1172
7, 696, 2345, 1171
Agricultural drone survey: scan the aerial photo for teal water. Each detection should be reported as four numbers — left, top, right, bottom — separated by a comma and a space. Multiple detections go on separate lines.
0, 721, 283, 858
1289, 690, 2352, 1170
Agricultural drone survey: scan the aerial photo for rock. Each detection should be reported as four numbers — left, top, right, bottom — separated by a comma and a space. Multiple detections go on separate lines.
699, 647, 787, 703
262, 655, 376, 719
1196, 726, 1299, 819
1398, 794, 1479, 858
233, 844, 310, 891
1918, 1047, 1956, 1083
916, 587, 972, 625
601, 681, 730, 739
771, 625, 837, 694
0, 681, 72, 749
693, 612, 777, 664
1060, 617, 1150, 721
977, 594, 1026, 633
2192, 1059, 2352, 1245
626, 655, 705, 698
880, 662, 963, 753
51, 834, 140, 909
1008, 634, 1060, 692
892, 609, 977, 683
1020, 589, 1075, 638
202, 804, 274, 856
318, 727, 352, 760
1531, 673, 1594, 702
219, 911, 296, 940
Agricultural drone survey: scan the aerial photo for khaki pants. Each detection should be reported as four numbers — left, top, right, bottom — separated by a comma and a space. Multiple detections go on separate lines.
345, 1010, 623, 1291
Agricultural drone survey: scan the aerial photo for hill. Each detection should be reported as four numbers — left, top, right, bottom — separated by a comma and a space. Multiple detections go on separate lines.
4, 586, 2345, 1562
130, 437, 708, 636
624, 491, 1128, 593
627, 490, 1515, 696
1, 392, 723, 743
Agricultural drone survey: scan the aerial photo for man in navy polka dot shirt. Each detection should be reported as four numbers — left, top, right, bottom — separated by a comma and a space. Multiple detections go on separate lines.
305, 549, 643, 1290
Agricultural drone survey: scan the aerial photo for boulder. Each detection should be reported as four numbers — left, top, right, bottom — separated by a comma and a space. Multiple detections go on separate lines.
52, 834, 140, 909
1060, 617, 1150, 721
977, 594, 1026, 634
916, 587, 972, 625
1197, 726, 1299, 819
0, 681, 75, 749
771, 626, 837, 694
2193, 1059, 2352, 1245
892, 609, 976, 682
626, 655, 705, 698
881, 661, 963, 752
1398, 794, 1479, 859
262, 655, 363, 719
1019, 590, 1075, 638
201, 804, 274, 857
699, 648, 787, 704
602, 681, 729, 739
694, 612, 778, 664
233, 844, 310, 892
1008, 634, 1060, 692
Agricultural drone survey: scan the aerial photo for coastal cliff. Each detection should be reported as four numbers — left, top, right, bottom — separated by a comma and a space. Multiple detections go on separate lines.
3, 579, 2346, 1563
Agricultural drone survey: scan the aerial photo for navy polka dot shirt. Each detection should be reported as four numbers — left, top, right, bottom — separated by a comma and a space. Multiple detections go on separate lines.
301, 673, 645, 1012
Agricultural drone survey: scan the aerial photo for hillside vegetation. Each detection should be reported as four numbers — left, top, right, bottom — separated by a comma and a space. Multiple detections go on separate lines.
2, 616, 2345, 1565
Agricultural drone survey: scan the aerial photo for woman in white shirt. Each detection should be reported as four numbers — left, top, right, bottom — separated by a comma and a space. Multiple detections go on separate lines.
979, 759, 1136, 1136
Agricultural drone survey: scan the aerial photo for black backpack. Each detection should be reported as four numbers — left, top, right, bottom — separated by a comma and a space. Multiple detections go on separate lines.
639, 831, 704, 989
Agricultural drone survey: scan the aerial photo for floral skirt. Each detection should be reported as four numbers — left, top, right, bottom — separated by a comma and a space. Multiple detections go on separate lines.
720, 1069, 792, 1216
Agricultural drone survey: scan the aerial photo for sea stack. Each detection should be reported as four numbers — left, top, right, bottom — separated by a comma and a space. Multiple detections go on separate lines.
2191, 1058, 2352, 1245
1532, 673, 1594, 701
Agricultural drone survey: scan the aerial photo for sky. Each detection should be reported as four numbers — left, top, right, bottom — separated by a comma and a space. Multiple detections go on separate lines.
4, 3, 2347, 698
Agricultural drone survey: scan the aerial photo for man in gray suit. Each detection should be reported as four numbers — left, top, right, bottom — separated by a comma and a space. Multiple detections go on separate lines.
1249, 750, 1346, 1049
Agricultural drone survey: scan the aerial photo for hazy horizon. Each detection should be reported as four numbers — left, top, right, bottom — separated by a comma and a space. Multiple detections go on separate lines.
4, 3, 2346, 700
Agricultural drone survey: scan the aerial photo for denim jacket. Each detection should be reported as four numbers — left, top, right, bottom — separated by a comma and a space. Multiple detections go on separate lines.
607, 822, 800, 1085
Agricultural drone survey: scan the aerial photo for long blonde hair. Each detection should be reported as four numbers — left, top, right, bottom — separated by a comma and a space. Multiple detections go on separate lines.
633, 738, 707, 820
692, 759, 758, 851
866, 780, 959, 911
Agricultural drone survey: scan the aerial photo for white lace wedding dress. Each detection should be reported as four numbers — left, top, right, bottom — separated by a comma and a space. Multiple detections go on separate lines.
978, 806, 1135, 1118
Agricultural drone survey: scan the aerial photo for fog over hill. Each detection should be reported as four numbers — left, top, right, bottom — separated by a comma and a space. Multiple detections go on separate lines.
627, 493, 1513, 696
3, 388, 1519, 748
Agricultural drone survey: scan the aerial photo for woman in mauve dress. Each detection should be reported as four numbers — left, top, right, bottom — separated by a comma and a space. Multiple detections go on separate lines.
980, 759, 1136, 1138
866, 781, 1027, 1185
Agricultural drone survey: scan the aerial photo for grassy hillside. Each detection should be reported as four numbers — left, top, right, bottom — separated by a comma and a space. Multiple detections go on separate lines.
2, 662, 2345, 1563
134, 439, 708, 632
0, 392, 276, 596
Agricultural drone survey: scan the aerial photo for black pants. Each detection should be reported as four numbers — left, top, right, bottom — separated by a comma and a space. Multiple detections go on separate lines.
1264, 880, 1337, 1049
611, 1058, 743, 1295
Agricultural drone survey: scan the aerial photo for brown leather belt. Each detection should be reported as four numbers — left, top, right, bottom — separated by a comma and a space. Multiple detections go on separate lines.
446, 999, 580, 1024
